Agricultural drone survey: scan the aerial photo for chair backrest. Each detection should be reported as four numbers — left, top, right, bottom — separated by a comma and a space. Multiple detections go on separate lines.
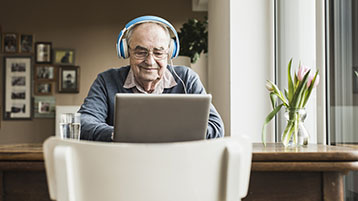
43, 136, 252, 201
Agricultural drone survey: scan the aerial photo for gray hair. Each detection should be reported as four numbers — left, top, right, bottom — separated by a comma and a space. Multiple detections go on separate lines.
125, 22, 171, 48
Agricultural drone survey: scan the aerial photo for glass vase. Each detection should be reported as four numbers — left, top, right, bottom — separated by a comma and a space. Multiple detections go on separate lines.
281, 108, 309, 147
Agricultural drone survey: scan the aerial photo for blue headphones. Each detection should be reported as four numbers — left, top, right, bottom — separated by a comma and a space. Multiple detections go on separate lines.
116, 16, 180, 59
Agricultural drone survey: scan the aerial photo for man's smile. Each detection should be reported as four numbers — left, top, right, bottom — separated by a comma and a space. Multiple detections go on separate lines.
140, 66, 159, 71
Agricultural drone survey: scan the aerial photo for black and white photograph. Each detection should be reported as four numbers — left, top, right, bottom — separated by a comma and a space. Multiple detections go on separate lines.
20, 34, 34, 53
35, 42, 52, 64
63, 71, 75, 89
59, 66, 79, 93
35, 65, 55, 81
39, 101, 50, 113
53, 48, 75, 65
3, 56, 32, 120
35, 82, 53, 95
11, 62, 26, 72
33, 96, 55, 118
11, 76, 26, 86
10, 103, 26, 114
11, 89, 26, 99
2, 33, 18, 53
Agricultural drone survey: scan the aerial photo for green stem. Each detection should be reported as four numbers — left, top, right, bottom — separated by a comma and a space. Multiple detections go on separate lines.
282, 121, 293, 146
282, 109, 301, 147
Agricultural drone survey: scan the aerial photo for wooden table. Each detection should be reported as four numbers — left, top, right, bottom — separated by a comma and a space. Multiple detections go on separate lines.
0, 143, 357, 201
0, 144, 47, 201
244, 143, 358, 201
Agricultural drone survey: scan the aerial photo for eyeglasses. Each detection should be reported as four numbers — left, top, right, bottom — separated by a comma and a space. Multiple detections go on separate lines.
129, 47, 168, 60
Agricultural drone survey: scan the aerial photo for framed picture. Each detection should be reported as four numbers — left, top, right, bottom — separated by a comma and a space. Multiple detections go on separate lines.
34, 81, 54, 95
20, 34, 34, 53
3, 56, 32, 120
0, 25, 2, 53
34, 65, 56, 81
34, 96, 56, 118
58, 66, 80, 93
35, 42, 52, 64
0, 33, 2, 53
53, 48, 75, 65
2, 33, 18, 53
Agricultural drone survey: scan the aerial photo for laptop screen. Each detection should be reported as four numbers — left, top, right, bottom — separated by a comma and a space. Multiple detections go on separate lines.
113, 94, 211, 143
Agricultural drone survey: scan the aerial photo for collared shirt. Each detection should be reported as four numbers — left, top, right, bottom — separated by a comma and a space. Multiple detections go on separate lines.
123, 68, 177, 94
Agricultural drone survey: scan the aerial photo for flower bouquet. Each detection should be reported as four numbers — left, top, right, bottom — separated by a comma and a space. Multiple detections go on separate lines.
262, 59, 320, 147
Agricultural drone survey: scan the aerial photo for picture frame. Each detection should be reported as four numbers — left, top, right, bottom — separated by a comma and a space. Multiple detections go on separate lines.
19, 34, 34, 53
0, 32, 2, 53
3, 56, 32, 120
35, 42, 52, 64
34, 96, 56, 118
0, 25, 2, 53
58, 66, 80, 93
53, 48, 75, 65
2, 33, 18, 53
34, 64, 56, 81
34, 81, 54, 96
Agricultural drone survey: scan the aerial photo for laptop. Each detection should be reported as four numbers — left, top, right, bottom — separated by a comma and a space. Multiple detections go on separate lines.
113, 93, 211, 143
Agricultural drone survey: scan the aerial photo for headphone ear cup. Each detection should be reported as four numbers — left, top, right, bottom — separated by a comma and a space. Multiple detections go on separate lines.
121, 38, 129, 59
169, 39, 176, 59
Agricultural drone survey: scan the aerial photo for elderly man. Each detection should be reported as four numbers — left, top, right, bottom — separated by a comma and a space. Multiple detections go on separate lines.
79, 16, 224, 141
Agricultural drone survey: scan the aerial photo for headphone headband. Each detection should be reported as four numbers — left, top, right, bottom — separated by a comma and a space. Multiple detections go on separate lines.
116, 16, 180, 59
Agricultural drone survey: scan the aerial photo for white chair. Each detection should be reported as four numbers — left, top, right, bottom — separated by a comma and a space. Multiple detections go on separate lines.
43, 136, 252, 201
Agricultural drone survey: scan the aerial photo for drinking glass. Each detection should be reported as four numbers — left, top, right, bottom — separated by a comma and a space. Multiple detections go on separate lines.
59, 113, 81, 140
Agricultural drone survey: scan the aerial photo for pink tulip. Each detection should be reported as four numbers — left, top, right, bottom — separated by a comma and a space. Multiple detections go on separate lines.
307, 74, 320, 88
297, 65, 310, 81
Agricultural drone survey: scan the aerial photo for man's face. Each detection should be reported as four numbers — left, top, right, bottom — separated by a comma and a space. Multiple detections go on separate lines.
129, 23, 169, 83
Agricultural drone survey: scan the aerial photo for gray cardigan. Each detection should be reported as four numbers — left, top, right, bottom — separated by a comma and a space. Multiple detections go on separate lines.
78, 65, 224, 141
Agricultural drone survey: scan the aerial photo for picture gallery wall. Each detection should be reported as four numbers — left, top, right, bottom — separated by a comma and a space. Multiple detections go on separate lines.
1, 29, 80, 121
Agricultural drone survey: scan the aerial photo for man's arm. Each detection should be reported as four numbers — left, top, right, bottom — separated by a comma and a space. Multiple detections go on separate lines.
186, 71, 225, 139
78, 75, 113, 141
206, 105, 225, 138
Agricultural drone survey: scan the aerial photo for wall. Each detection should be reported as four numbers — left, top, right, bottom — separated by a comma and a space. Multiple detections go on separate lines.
208, 0, 275, 141
230, 0, 275, 142
0, 0, 206, 144
276, 0, 318, 144
208, 0, 230, 136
